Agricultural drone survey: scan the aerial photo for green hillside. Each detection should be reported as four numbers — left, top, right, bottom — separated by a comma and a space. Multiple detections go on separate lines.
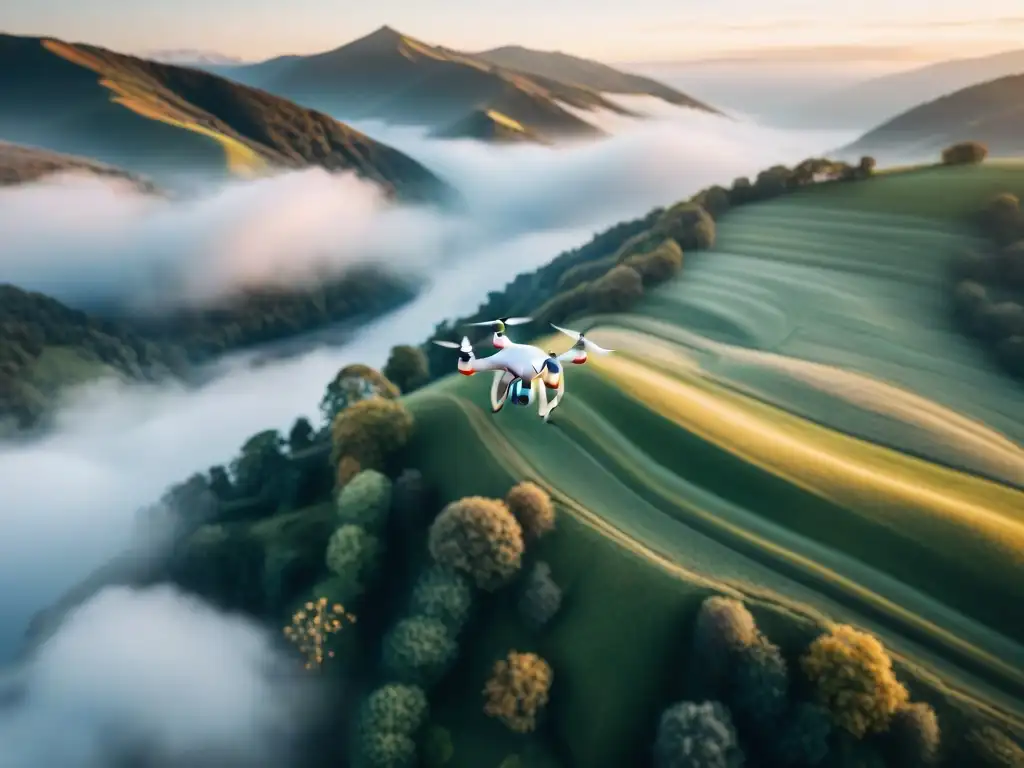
472, 45, 719, 113
229, 26, 715, 141
0, 33, 452, 201
29, 160, 1024, 768
843, 75, 1024, 161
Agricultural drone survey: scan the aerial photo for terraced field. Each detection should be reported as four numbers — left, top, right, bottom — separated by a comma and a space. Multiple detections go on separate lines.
403, 169, 1024, 767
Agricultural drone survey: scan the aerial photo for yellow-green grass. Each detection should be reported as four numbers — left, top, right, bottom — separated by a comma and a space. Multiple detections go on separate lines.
784, 160, 1024, 219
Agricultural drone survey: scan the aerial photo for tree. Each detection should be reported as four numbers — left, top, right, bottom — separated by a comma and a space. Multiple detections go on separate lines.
384, 345, 430, 393
754, 165, 793, 198
730, 177, 753, 205
692, 185, 731, 218
391, 468, 427, 532
983, 193, 1021, 245
801, 625, 909, 738
883, 703, 940, 767
774, 703, 833, 767
324, 524, 381, 600
941, 141, 988, 165
505, 481, 556, 541
730, 638, 789, 733
690, 596, 760, 700
382, 616, 458, 686
653, 701, 745, 768
288, 416, 315, 453
588, 264, 644, 313
207, 465, 234, 499
654, 202, 716, 249
320, 363, 399, 425
428, 496, 525, 591
357, 684, 429, 768
421, 725, 454, 767
337, 469, 393, 532
625, 239, 684, 286
518, 561, 562, 630
410, 565, 474, 633
483, 651, 553, 733
858, 156, 877, 178
360, 732, 417, 767
230, 429, 296, 510
331, 397, 413, 471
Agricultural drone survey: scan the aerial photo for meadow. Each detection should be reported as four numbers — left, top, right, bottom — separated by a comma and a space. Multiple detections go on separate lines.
399, 161, 1024, 767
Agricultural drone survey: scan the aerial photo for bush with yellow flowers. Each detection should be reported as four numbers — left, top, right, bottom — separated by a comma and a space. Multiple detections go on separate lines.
504, 481, 556, 541
801, 624, 908, 738
282, 597, 356, 671
482, 651, 553, 734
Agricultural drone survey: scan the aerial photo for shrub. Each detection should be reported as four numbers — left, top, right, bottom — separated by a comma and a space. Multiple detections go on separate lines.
625, 239, 684, 286
505, 481, 556, 540
730, 176, 753, 205
384, 345, 430, 393
690, 596, 760, 699
421, 725, 454, 767
755, 165, 792, 198
410, 565, 474, 632
941, 141, 988, 165
588, 264, 644, 313
518, 561, 563, 630
337, 469, 393, 531
324, 524, 381, 599
556, 255, 618, 292
692, 185, 731, 218
801, 624, 908, 737
984, 193, 1022, 244
775, 703, 833, 767
884, 702, 940, 767
730, 638, 789, 731
382, 616, 458, 685
428, 496, 525, 591
483, 651, 553, 734
653, 202, 716, 250
360, 683, 429, 734
360, 731, 417, 767
858, 156, 877, 178
331, 396, 413, 470
653, 700, 745, 768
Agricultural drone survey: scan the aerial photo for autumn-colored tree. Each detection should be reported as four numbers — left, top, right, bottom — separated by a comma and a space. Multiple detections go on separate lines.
801, 625, 909, 737
505, 481, 556, 540
282, 597, 355, 671
588, 264, 644, 313
653, 202, 717, 249
336, 455, 362, 488
331, 396, 413, 470
483, 651, 553, 733
941, 141, 988, 165
383, 344, 430, 393
319, 363, 399, 425
428, 496, 525, 590
689, 595, 760, 700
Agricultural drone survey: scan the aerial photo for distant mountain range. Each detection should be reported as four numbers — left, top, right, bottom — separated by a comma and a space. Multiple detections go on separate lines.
793, 48, 1024, 130
219, 26, 718, 141
0, 33, 452, 202
841, 73, 1024, 161
145, 49, 247, 66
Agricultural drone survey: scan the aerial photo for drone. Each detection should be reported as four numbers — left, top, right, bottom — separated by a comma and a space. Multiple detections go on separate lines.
433, 316, 613, 422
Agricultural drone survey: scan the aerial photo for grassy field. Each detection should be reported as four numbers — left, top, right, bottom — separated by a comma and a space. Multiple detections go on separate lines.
398, 163, 1024, 767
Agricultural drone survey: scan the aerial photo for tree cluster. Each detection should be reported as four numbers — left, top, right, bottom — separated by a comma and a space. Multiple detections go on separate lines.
948, 191, 1024, 379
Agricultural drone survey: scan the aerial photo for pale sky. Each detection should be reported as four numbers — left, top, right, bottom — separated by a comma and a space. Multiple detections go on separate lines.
3, 0, 1022, 64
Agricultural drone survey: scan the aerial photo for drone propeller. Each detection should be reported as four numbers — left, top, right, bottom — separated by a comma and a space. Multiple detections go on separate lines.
466, 316, 532, 333
433, 335, 473, 361
550, 323, 614, 355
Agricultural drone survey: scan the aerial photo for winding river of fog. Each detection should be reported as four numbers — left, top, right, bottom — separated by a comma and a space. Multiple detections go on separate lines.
0, 104, 859, 663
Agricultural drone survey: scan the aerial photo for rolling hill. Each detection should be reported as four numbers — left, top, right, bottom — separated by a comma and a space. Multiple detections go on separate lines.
25, 160, 1024, 767
0, 140, 157, 191
470, 45, 718, 112
0, 33, 452, 201
793, 48, 1024, 130
431, 108, 546, 143
226, 26, 717, 141
840, 74, 1024, 162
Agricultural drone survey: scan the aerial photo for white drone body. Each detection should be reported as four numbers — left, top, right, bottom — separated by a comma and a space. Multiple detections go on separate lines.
433, 318, 613, 422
